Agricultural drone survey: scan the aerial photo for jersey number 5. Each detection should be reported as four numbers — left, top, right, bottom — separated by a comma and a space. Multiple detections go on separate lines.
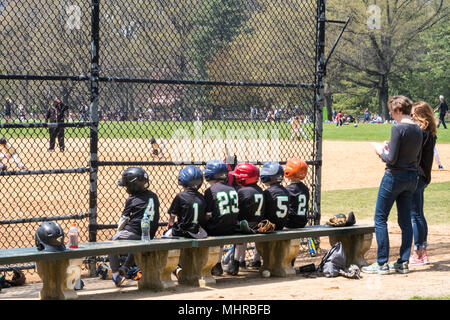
217, 191, 239, 216
276, 196, 289, 218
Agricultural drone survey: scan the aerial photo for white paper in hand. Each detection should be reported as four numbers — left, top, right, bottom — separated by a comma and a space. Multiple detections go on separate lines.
370, 142, 389, 155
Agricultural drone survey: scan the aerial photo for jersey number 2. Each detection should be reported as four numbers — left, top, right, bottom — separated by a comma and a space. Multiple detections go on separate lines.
297, 194, 307, 216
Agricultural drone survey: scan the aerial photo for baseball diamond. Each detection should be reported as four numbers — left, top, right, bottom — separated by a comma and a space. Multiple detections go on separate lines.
0, 0, 449, 305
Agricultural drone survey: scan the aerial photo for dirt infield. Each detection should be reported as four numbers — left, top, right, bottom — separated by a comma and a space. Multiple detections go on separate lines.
1, 137, 316, 245
1, 139, 449, 300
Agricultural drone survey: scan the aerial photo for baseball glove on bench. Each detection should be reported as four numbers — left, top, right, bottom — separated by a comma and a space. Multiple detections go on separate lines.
253, 219, 276, 233
326, 211, 356, 227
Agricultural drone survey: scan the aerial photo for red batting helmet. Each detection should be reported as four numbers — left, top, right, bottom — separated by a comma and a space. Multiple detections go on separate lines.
230, 162, 260, 186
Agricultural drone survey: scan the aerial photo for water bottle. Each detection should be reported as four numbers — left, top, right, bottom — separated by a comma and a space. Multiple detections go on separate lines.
141, 213, 151, 242
68, 223, 79, 249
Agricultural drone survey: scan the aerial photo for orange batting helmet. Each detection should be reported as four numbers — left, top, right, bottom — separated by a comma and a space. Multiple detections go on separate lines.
284, 158, 308, 180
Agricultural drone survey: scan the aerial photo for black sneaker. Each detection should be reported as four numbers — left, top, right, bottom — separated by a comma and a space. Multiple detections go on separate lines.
248, 261, 261, 269
226, 260, 240, 276
239, 261, 247, 269
211, 262, 223, 276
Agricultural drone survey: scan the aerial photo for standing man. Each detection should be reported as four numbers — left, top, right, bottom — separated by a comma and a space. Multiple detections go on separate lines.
364, 108, 370, 123
46, 98, 70, 152
79, 104, 89, 122
435, 95, 448, 129
4, 97, 12, 123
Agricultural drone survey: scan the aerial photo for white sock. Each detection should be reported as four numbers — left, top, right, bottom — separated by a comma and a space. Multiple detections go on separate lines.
253, 249, 260, 262
239, 243, 247, 262
300, 128, 308, 138
234, 244, 244, 261
218, 246, 224, 263
434, 147, 442, 166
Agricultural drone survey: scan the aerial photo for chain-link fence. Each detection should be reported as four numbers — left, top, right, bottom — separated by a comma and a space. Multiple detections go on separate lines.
0, 0, 324, 274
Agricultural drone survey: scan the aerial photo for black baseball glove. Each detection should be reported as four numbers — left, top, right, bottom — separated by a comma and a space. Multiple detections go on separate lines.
6, 268, 26, 286
326, 212, 356, 227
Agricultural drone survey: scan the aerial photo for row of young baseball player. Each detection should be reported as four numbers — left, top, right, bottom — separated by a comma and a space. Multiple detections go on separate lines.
106, 158, 310, 287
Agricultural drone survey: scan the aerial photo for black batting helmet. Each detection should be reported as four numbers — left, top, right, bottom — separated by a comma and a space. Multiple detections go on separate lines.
118, 167, 149, 195
35, 221, 66, 252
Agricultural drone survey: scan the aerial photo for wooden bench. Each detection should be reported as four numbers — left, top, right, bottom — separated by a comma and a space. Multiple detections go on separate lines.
0, 238, 193, 300
0, 224, 374, 300
185, 224, 374, 280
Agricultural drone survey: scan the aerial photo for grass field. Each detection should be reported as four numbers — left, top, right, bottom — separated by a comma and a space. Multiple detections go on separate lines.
0, 119, 298, 139
410, 296, 450, 300
321, 181, 450, 224
2, 120, 450, 142
323, 123, 450, 143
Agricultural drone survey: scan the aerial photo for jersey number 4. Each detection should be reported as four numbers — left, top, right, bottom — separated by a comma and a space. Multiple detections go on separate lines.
217, 191, 239, 216
144, 199, 155, 221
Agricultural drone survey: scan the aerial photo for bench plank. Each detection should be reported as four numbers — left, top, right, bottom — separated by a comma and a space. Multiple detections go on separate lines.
0, 239, 193, 265
191, 225, 374, 247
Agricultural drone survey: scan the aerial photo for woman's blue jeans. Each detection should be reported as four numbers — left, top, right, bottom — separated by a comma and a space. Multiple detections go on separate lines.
411, 177, 428, 251
374, 171, 418, 265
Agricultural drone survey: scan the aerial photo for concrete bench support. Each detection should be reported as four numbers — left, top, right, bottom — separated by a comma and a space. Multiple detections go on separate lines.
178, 246, 220, 287
329, 233, 373, 267
134, 249, 180, 291
36, 258, 83, 300
256, 239, 300, 277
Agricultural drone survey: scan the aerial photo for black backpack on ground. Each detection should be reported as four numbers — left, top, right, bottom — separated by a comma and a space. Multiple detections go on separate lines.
317, 241, 346, 277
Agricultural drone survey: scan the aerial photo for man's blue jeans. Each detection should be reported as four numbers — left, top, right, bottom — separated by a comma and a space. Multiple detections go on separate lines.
411, 177, 428, 250
374, 171, 418, 265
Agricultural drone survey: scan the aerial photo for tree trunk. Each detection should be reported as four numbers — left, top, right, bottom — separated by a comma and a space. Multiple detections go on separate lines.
378, 75, 389, 121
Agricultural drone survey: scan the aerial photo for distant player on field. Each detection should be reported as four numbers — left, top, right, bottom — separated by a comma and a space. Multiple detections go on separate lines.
290, 116, 308, 140
0, 137, 27, 171
149, 137, 166, 159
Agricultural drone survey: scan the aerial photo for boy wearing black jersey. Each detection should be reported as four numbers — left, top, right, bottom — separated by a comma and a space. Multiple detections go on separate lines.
108, 167, 160, 287
284, 158, 310, 229
203, 160, 240, 276
167, 165, 207, 237
260, 162, 290, 231
167, 165, 207, 279
226, 162, 265, 275
247, 162, 290, 268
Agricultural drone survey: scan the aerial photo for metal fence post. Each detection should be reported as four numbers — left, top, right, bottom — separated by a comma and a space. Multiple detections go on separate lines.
313, 0, 326, 226
88, 0, 100, 276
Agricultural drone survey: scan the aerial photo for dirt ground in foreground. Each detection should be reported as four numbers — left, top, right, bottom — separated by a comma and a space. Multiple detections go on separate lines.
0, 140, 449, 300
